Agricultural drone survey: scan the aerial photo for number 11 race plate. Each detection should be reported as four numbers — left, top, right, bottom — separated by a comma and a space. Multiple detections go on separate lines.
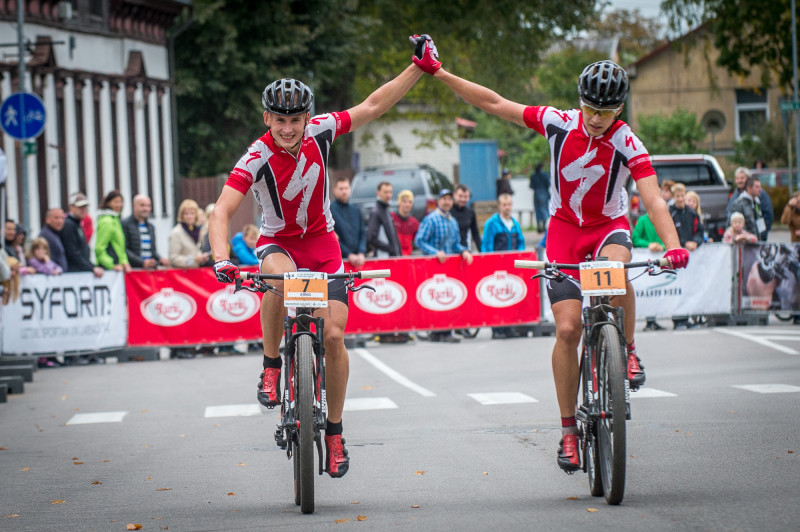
284, 272, 329, 308
578, 261, 626, 296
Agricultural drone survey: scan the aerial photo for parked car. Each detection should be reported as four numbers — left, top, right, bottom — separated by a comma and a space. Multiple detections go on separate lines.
348, 164, 454, 223
750, 168, 799, 213
628, 154, 730, 241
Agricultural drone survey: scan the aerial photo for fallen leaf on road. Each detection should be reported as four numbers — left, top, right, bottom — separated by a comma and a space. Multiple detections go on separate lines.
156, 488, 172, 491
146, 476, 151, 481
566, 497, 579, 500
482, 472, 488, 475
237, 463, 247, 466
61, 395, 66, 401
357, 515, 367, 521
91, 481, 102, 485
415, 471, 425, 475
586, 508, 598, 512
227, 492, 235, 496
686, 432, 693, 436
51, 500, 65, 504
362, 385, 373, 390
0, 447, 7, 450
144, 444, 150, 448
4, 514, 20, 518
178, 435, 185, 438
789, 450, 794, 454
102, 459, 110, 463
141, 409, 148, 413
335, 518, 350, 524
20, 467, 29, 471
126, 525, 142, 531
411, 505, 420, 509
73, 461, 83, 465
72, 457, 79, 460
350, 501, 359, 504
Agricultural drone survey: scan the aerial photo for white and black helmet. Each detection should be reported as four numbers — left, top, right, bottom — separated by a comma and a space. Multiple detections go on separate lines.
262, 78, 313, 116
577, 60, 629, 107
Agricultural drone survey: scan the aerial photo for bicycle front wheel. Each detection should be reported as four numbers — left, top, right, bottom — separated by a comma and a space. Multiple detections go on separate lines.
295, 335, 315, 514
596, 324, 627, 505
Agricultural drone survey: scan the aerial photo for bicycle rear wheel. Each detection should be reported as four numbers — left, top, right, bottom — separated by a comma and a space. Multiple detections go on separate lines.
581, 344, 603, 497
596, 324, 626, 505
295, 335, 315, 514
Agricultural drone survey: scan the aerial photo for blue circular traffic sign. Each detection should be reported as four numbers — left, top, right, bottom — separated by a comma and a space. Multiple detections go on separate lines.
0, 92, 46, 140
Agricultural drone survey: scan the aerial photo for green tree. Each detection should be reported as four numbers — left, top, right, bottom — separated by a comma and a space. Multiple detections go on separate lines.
636, 108, 706, 154
662, 0, 795, 89
732, 121, 790, 168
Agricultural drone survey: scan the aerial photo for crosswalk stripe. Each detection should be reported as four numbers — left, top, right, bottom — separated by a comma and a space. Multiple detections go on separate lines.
204, 404, 263, 418
344, 397, 398, 411
731, 384, 800, 394
630, 388, 677, 398
468, 392, 538, 405
66, 411, 128, 425
716, 329, 798, 355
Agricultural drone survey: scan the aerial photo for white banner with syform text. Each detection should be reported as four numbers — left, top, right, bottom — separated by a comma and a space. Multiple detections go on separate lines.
630, 244, 732, 318
1, 271, 127, 354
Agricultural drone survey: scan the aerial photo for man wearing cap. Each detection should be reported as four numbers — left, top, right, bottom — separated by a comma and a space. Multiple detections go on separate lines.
415, 188, 473, 343
496, 168, 514, 198
62, 192, 103, 277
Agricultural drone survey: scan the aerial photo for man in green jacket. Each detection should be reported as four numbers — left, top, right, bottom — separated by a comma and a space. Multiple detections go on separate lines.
632, 212, 665, 252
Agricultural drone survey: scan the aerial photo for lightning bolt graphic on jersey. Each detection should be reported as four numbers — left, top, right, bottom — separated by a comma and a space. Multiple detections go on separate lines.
282, 153, 321, 235
561, 147, 605, 225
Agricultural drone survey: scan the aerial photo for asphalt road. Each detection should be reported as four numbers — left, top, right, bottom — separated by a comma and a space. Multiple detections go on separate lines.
1, 321, 799, 531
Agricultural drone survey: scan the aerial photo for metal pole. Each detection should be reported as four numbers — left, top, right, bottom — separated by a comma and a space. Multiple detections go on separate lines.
16, 0, 29, 232
792, 0, 800, 197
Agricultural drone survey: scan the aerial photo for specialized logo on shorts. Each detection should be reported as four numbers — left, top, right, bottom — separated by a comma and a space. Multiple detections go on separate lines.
352, 278, 407, 314
140, 288, 197, 326
206, 286, 261, 323
416, 274, 468, 311
475, 270, 527, 308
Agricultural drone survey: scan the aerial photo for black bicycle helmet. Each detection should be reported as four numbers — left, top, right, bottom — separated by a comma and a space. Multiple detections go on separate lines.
262, 78, 313, 116
577, 60, 629, 107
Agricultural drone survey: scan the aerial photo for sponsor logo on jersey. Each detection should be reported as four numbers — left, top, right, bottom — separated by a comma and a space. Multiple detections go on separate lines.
352, 278, 407, 314
416, 274, 468, 311
475, 270, 527, 308
140, 288, 196, 326
206, 286, 261, 323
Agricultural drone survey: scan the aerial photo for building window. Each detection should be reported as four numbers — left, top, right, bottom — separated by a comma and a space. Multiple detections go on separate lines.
735, 88, 768, 140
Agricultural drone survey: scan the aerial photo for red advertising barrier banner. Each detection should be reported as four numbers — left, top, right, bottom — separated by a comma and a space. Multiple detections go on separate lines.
125, 250, 540, 347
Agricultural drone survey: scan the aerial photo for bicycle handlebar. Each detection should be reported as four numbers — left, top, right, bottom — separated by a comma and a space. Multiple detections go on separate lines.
514, 258, 670, 270
241, 269, 391, 281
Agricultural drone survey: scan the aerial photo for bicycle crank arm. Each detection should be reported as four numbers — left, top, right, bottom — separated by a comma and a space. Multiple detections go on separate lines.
316, 433, 324, 475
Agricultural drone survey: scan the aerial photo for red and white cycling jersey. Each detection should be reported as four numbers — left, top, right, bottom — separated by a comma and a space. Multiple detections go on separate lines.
225, 112, 351, 238
523, 106, 655, 228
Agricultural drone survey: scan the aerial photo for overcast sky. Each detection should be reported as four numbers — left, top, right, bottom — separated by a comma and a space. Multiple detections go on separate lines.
604, 0, 666, 22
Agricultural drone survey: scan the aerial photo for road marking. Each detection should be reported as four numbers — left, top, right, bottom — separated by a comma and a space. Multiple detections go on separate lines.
732, 384, 800, 394
630, 388, 677, 398
344, 397, 399, 411
204, 404, 263, 418
715, 328, 798, 355
66, 411, 127, 425
468, 392, 538, 405
353, 348, 436, 397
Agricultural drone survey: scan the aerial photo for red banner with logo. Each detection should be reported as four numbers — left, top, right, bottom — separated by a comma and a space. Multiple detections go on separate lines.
124, 251, 540, 346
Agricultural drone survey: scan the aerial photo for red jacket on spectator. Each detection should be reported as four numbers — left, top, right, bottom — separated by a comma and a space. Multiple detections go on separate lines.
391, 212, 420, 256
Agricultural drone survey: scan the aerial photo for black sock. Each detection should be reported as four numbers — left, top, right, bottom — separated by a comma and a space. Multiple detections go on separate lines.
326, 420, 343, 436
263, 355, 282, 370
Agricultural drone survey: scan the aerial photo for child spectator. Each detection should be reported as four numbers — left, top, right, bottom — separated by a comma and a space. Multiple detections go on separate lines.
669, 183, 703, 251
685, 190, 711, 242
722, 212, 757, 244
27, 237, 63, 275
231, 224, 260, 266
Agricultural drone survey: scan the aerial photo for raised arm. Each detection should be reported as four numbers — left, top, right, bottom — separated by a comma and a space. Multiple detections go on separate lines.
346, 64, 424, 132
433, 68, 528, 126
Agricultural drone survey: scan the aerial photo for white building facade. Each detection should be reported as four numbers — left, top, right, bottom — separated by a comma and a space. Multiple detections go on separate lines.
0, 0, 187, 244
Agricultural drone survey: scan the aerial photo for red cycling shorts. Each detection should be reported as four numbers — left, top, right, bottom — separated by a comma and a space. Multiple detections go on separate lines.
544, 216, 633, 303
255, 231, 347, 305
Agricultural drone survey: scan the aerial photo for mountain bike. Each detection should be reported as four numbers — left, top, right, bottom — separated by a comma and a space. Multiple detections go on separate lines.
515, 257, 672, 505
235, 268, 390, 514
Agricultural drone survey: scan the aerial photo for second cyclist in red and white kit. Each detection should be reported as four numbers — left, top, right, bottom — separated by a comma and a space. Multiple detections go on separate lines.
208, 55, 434, 478
414, 35, 690, 473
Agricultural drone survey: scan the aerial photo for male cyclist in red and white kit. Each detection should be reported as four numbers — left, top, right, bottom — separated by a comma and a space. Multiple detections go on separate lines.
412, 35, 689, 473
208, 55, 433, 478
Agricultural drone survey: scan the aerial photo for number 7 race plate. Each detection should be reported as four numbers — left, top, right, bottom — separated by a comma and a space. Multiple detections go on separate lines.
578, 261, 626, 296
284, 271, 329, 308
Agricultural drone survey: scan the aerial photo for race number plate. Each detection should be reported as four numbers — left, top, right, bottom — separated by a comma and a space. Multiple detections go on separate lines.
578, 261, 626, 296
284, 272, 329, 308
